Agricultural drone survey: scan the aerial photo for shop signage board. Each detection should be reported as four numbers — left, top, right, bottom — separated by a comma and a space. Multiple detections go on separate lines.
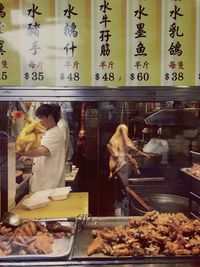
55, 0, 91, 86
0, 0, 198, 87
19, 0, 55, 86
0, 0, 21, 86
91, 0, 126, 86
161, 0, 196, 86
126, 0, 161, 86
195, 0, 200, 86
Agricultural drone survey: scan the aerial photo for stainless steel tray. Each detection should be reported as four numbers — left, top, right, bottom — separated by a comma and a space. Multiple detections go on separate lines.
0, 218, 77, 261
181, 167, 200, 182
72, 216, 133, 259
72, 216, 200, 261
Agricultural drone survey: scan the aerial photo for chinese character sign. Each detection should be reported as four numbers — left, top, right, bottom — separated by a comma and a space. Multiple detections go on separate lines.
0, 0, 21, 85
126, 0, 161, 86
195, 0, 200, 85
161, 0, 196, 86
91, 0, 126, 86
19, 0, 55, 86
55, 0, 91, 86
0, 0, 199, 87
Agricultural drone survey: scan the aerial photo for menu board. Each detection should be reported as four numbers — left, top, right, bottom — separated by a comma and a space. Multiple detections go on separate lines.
0, 0, 199, 87
161, 0, 196, 86
195, 0, 200, 85
126, 0, 161, 86
91, 0, 126, 86
55, 0, 91, 86
0, 0, 21, 86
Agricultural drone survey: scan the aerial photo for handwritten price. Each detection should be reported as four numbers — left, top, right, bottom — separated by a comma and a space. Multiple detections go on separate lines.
164, 72, 184, 81
0, 71, 7, 80
130, 72, 149, 81
24, 72, 44, 81
95, 73, 115, 81
59, 72, 80, 81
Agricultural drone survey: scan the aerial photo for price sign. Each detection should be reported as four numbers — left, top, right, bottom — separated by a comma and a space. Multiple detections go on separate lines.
24, 72, 44, 81
95, 73, 115, 82
59, 72, 80, 81
130, 73, 150, 82
164, 72, 184, 81
0, 71, 7, 80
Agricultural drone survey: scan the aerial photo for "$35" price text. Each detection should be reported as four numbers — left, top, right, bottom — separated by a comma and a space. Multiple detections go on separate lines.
24, 72, 44, 81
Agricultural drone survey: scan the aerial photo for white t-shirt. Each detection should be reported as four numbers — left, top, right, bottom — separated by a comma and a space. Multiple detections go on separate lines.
30, 126, 65, 193
57, 118, 73, 161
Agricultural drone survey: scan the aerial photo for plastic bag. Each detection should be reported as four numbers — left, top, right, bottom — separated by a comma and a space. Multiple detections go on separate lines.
143, 138, 169, 164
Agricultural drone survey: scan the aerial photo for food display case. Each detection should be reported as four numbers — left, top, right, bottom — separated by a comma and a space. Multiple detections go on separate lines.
1, 87, 200, 267
0, 0, 200, 265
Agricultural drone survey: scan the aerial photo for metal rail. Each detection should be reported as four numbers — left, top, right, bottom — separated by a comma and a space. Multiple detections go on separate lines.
1, 86, 200, 101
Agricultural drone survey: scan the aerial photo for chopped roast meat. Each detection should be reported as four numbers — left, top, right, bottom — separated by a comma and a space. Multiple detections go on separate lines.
34, 233, 54, 254
0, 248, 6, 256
0, 220, 73, 256
87, 232, 105, 256
46, 221, 74, 235
186, 163, 200, 179
35, 221, 48, 233
87, 211, 200, 257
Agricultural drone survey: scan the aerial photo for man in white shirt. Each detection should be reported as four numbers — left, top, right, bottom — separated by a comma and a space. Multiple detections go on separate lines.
18, 104, 65, 193
52, 104, 73, 161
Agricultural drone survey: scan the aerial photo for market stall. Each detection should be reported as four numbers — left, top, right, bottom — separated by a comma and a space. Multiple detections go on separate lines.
1, 91, 200, 267
1, 0, 200, 266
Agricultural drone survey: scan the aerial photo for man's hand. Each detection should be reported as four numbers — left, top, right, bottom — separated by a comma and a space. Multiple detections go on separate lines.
19, 155, 33, 162
16, 145, 50, 158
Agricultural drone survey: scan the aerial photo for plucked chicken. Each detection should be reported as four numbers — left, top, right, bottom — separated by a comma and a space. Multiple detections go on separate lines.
16, 118, 45, 152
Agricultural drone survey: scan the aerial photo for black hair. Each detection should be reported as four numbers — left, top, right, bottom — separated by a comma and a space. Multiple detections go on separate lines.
35, 104, 60, 123
50, 104, 61, 122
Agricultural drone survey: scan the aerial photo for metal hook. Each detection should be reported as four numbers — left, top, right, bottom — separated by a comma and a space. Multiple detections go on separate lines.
76, 214, 92, 232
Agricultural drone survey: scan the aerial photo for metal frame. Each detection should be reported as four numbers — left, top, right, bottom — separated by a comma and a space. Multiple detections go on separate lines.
1, 86, 200, 101
0, 103, 9, 216
1, 86, 200, 265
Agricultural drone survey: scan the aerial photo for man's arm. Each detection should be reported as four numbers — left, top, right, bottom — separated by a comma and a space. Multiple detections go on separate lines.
17, 145, 50, 158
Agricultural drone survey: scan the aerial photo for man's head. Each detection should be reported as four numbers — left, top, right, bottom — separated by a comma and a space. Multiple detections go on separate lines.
50, 104, 61, 122
35, 104, 60, 130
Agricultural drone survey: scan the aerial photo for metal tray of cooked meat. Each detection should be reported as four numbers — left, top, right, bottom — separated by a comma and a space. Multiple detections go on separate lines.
181, 167, 200, 182
72, 216, 200, 263
0, 217, 77, 261
72, 216, 131, 259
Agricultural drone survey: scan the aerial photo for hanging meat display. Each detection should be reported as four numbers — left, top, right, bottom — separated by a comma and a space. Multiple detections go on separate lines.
77, 102, 87, 157
107, 124, 150, 179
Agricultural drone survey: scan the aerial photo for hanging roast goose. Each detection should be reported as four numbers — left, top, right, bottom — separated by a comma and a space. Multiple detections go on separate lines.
77, 102, 87, 157
107, 124, 150, 179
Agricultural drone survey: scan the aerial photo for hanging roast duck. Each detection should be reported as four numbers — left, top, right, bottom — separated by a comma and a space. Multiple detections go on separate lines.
107, 124, 150, 179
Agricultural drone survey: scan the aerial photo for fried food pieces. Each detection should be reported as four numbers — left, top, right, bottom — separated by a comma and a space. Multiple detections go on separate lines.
0, 220, 74, 256
107, 124, 150, 179
185, 163, 200, 179
87, 211, 200, 257
16, 118, 45, 152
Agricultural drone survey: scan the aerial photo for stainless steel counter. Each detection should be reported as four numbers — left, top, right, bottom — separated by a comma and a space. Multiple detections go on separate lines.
0, 217, 200, 266
71, 217, 200, 266
15, 173, 31, 203
0, 261, 199, 266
